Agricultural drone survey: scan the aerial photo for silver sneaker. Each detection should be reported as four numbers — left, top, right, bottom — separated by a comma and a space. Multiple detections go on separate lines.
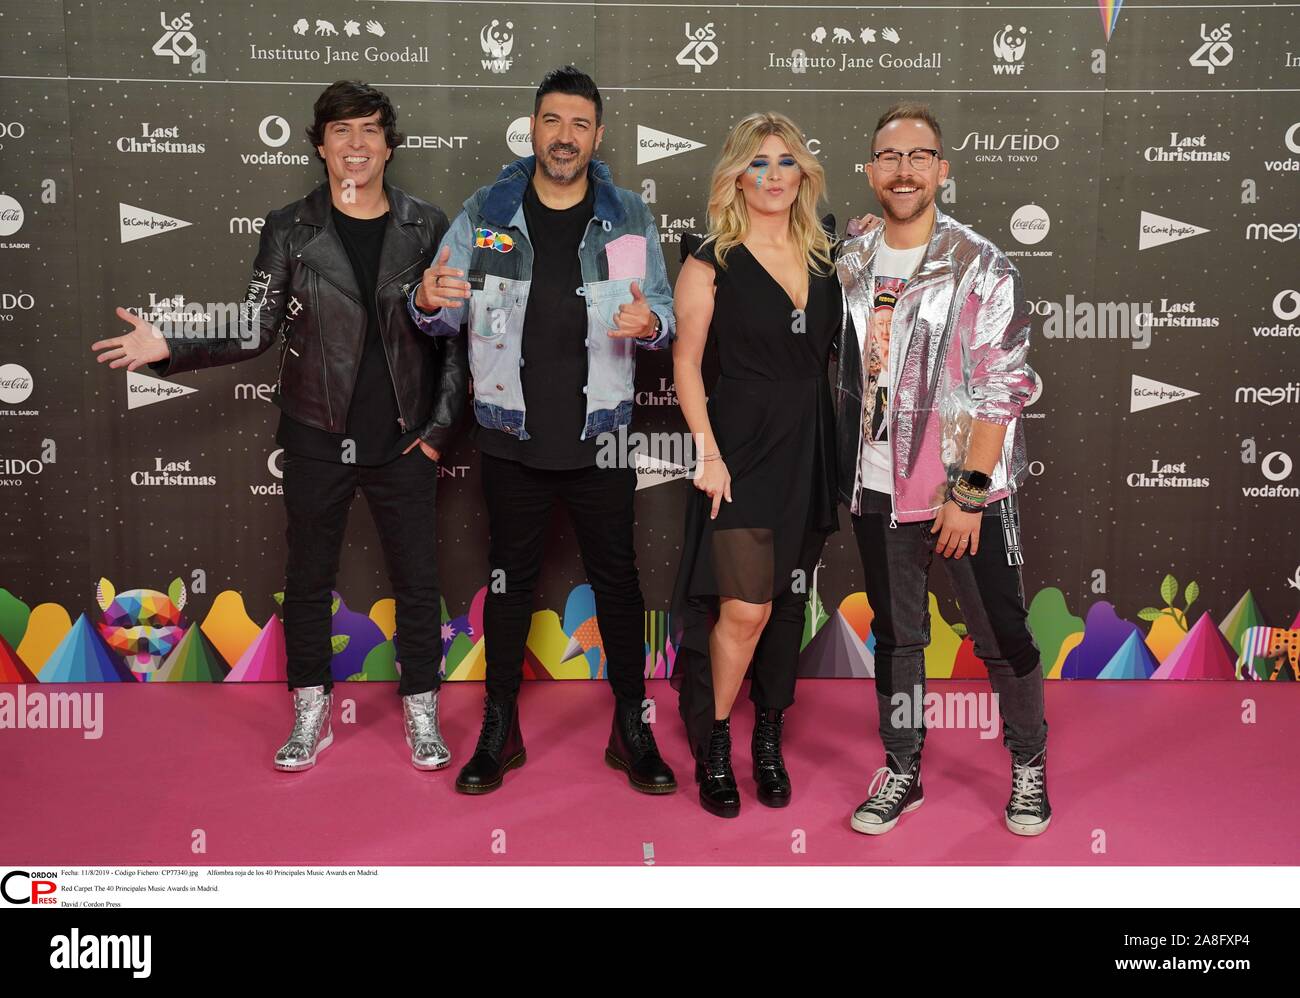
403, 689, 452, 770
274, 685, 334, 772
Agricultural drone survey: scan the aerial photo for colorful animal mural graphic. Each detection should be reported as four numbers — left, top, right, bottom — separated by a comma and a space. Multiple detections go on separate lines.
94, 577, 188, 680
1235, 626, 1300, 681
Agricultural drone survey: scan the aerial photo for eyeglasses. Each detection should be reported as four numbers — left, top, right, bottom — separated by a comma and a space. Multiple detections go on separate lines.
871, 148, 941, 172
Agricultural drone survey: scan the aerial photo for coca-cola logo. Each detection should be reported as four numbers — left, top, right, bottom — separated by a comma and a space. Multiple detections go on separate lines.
0, 195, 22, 236
1010, 204, 1051, 245
0, 363, 34, 404
505, 116, 533, 157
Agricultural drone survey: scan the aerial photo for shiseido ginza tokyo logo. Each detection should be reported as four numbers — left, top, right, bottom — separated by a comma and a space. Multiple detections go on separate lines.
952, 131, 1059, 163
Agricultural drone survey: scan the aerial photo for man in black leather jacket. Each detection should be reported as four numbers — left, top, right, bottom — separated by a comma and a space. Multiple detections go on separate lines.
92, 80, 468, 774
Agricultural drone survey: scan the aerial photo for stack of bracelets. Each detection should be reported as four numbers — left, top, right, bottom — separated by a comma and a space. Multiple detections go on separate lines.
948, 469, 991, 513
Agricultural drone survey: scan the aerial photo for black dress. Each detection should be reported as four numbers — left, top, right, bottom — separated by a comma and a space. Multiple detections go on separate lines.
669, 234, 842, 759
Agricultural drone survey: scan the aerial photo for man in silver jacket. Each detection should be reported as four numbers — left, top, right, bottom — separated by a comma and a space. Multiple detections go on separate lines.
834, 102, 1051, 837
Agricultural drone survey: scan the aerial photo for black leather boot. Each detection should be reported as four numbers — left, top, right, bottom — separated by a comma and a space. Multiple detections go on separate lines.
455, 695, 525, 794
752, 704, 791, 808
694, 718, 741, 818
605, 698, 678, 793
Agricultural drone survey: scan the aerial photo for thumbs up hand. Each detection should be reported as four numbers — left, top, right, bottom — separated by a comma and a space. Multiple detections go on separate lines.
608, 280, 657, 339
415, 244, 471, 312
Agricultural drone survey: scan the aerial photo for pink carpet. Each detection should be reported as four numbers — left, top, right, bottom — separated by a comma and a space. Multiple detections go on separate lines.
3, 679, 1295, 865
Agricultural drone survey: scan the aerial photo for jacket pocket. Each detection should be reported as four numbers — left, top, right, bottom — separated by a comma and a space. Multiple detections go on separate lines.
468, 277, 526, 341
582, 278, 638, 406
585, 276, 635, 331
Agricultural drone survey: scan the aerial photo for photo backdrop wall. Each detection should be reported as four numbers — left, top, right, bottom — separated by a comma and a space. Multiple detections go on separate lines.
2, 1, 1297, 685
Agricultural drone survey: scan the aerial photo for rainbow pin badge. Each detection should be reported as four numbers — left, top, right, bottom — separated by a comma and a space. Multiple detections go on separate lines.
474, 227, 515, 253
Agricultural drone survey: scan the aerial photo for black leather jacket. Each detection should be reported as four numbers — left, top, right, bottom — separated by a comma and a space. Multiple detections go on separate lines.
150, 181, 468, 451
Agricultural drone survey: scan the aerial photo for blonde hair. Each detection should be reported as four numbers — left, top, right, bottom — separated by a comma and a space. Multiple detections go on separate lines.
702, 112, 833, 274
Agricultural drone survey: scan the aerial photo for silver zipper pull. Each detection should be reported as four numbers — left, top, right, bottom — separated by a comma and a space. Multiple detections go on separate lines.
889, 512, 898, 529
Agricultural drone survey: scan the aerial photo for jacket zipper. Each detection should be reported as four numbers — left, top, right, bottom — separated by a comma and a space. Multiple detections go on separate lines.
273, 327, 293, 395
374, 258, 421, 434
574, 215, 601, 440
312, 272, 334, 426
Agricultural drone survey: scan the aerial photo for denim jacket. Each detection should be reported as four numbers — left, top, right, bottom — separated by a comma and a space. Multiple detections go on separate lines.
407, 155, 675, 441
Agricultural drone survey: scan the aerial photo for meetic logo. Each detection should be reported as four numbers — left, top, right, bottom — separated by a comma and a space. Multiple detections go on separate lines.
1245, 220, 1300, 243
1234, 382, 1300, 407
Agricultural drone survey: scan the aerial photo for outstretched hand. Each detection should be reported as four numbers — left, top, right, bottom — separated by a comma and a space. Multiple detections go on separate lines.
91, 307, 170, 371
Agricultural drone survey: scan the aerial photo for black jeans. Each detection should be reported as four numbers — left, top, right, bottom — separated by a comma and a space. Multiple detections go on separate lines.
282, 447, 443, 697
850, 490, 1047, 763
480, 452, 646, 705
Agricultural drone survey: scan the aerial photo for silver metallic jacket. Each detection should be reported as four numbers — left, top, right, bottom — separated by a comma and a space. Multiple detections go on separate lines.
833, 206, 1036, 521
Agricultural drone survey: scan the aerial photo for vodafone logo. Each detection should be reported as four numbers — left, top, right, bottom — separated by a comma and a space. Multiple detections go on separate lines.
1273, 289, 1300, 321
259, 115, 290, 147
1262, 451, 1293, 482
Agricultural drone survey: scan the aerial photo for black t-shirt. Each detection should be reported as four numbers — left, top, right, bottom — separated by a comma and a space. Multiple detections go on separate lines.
475, 180, 599, 469
277, 207, 416, 466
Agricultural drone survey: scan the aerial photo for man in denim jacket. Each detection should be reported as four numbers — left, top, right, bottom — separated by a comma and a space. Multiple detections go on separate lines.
408, 67, 678, 796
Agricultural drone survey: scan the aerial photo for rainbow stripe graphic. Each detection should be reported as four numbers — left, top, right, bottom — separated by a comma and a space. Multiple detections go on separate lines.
1098, 0, 1124, 41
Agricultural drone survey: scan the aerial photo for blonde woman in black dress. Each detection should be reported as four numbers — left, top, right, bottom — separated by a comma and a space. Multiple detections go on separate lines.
670, 112, 841, 818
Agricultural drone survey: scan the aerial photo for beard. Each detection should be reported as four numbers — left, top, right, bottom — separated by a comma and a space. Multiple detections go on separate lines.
536, 141, 589, 184
878, 185, 934, 225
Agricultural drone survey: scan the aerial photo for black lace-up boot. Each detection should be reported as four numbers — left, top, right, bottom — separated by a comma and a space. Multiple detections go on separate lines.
605, 698, 677, 793
695, 717, 741, 818
455, 695, 525, 794
752, 704, 791, 807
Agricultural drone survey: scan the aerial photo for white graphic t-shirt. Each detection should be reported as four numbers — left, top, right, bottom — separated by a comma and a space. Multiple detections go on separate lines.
859, 238, 926, 495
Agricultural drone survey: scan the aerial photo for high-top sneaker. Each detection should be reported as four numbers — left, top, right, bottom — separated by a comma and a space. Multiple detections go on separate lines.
695, 718, 741, 818
402, 689, 452, 771
752, 705, 791, 808
850, 752, 924, 835
455, 696, 525, 794
1005, 750, 1052, 836
274, 685, 334, 772
605, 698, 677, 793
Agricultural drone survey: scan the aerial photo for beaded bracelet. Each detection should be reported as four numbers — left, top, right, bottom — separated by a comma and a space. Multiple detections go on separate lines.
949, 479, 989, 512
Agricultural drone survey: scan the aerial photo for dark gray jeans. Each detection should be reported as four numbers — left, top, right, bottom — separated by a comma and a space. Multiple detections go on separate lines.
850, 490, 1048, 765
